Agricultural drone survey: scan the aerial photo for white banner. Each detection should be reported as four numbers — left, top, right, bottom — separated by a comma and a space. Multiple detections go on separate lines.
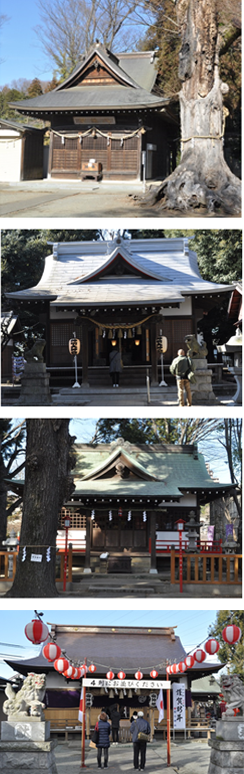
172, 683, 185, 729
83, 678, 170, 690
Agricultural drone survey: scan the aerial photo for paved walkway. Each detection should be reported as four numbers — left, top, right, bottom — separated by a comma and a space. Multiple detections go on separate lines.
54, 740, 211, 773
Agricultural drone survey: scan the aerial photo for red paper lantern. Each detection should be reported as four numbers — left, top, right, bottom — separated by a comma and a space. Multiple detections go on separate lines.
184, 655, 195, 669
171, 664, 179, 674
117, 671, 126, 680
74, 667, 84, 679
222, 625, 241, 644
71, 668, 82, 680
81, 664, 88, 674
135, 670, 143, 680
54, 657, 70, 674
166, 666, 171, 675
150, 670, 158, 679
178, 661, 187, 672
63, 665, 77, 679
25, 618, 49, 645
89, 664, 96, 673
204, 638, 220, 655
106, 671, 114, 680
42, 642, 62, 662
194, 649, 206, 663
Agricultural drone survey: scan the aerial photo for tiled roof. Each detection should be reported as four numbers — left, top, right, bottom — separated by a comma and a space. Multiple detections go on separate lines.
9, 85, 167, 112
6, 238, 233, 304
9, 46, 164, 114
72, 443, 231, 497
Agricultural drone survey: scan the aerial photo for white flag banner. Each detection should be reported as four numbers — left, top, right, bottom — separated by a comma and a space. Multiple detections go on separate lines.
172, 683, 185, 729
156, 688, 164, 723
78, 687, 83, 723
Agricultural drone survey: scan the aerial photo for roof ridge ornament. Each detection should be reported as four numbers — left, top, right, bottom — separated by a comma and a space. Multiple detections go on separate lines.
110, 438, 132, 451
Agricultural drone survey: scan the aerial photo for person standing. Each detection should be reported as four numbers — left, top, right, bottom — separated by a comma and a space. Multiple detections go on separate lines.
109, 345, 122, 387
130, 710, 150, 771
110, 705, 121, 744
96, 710, 111, 768
170, 348, 193, 407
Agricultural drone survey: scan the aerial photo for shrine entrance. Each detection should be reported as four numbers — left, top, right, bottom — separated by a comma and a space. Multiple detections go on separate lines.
91, 512, 148, 551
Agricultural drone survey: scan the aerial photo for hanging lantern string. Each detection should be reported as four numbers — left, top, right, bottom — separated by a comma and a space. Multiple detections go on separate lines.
28, 613, 242, 673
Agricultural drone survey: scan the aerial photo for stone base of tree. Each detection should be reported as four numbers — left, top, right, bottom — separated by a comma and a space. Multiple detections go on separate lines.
190, 358, 218, 405
208, 718, 244, 773
19, 362, 52, 405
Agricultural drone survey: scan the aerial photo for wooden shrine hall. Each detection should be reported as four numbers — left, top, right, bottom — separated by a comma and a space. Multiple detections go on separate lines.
57, 438, 234, 574
5, 624, 222, 735
9, 43, 178, 181
6, 236, 234, 390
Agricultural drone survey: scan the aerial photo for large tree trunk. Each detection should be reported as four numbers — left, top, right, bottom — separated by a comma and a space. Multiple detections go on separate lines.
144, 0, 241, 214
6, 419, 75, 597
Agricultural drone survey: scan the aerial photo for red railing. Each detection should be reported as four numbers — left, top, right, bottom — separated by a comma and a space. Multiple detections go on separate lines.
148, 538, 223, 554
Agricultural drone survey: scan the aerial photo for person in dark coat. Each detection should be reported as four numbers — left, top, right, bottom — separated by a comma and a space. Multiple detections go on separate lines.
109, 346, 122, 387
130, 710, 150, 771
110, 705, 121, 744
96, 710, 111, 768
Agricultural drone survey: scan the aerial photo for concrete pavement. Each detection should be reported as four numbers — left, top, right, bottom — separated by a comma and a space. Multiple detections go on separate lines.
53, 739, 211, 773
0, 180, 162, 218
0, 179, 227, 218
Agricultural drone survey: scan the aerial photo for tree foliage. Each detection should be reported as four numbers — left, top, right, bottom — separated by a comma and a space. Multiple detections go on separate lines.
164, 229, 242, 284
208, 610, 244, 680
35, 0, 148, 80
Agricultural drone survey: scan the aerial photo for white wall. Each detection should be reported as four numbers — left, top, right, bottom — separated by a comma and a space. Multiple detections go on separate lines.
0, 130, 22, 181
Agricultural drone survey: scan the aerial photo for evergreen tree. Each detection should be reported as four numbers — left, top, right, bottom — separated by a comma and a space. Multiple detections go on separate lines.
208, 610, 244, 680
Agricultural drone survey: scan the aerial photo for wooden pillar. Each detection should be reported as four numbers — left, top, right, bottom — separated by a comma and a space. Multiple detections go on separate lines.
48, 132, 53, 178
84, 509, 92, 574
81, 323, 89, 387
149, 510, 158, 574
150, 320, 158, 385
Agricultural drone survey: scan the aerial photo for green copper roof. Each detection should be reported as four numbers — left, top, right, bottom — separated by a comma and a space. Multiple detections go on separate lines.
71, 442, 232, 500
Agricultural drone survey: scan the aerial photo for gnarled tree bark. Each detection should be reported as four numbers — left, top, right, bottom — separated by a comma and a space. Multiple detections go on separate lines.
6, 419, 75, 597
143, 0, 241, 214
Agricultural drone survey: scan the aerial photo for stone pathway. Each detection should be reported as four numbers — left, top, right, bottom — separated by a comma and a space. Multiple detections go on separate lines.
54, 740, 211, 773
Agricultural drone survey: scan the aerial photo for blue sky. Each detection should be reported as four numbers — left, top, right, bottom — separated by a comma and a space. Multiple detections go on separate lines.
0, 1, 54, 86
0, 608, 229, 680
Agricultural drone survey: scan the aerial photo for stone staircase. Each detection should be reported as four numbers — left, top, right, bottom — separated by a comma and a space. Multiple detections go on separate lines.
52, 384, 178, 405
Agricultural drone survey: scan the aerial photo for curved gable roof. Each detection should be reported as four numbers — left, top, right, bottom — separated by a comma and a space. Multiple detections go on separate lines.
56, 44, 140, 91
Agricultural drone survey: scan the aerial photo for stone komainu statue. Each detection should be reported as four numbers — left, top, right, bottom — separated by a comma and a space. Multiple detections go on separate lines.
184, 334, 208, 359
3, 672, 46, 720
220, 673, 244, 716
24, 339, 46, 362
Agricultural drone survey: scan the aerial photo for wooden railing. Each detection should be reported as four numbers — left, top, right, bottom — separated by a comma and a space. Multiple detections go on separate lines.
55, 544, 73, 584
171, 550, 242, 585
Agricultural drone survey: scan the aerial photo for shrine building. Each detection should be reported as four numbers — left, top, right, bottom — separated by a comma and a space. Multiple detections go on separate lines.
9, 44, 178, 181
6, 236, 234, 390
57, 438, 234, 574
5, 624, 221, 736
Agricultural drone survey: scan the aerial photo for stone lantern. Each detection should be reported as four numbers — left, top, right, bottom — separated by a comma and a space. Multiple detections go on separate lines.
217, 327, 242, 404
185, 511, 201, 551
